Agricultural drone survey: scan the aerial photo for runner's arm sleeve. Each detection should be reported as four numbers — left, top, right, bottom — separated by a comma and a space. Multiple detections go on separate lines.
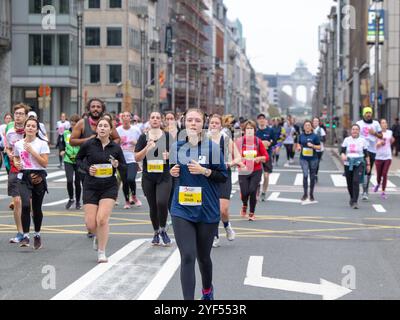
76, 142, 89, 174
59, 134, 66, 152
341, 147, 347, 155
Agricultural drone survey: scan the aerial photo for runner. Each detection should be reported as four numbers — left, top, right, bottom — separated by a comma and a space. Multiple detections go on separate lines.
5, 104, 29, 243
341, 124, 370, 209
27, 111, 48, 142
256, 114, 274, 202
13, 118, 50, 249
56, 113, 71, 169
374, 119, 394, 199
391, 118, 400, 157
169, 108, 228, 300
356, 107, 383, 200
70, 98, 120, 238
0, 113, 13, 172
135, 112, 172, 246
312, 117, 326, 183
59, 114, 82, 210
296, 120, 321, 202
208, 114, 242, 247
283, 115, 296, 166
76, 117, 126, 263
271, 117, 286, 167
117, 111, 142, 209
236, 120, 269, 221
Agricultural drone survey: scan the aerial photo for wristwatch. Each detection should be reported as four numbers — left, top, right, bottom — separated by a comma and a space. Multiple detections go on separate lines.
204, 168, 211, 176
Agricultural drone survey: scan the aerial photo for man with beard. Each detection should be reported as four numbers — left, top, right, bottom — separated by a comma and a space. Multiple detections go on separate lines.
70, 98, 120, 238
356, 107, 383, 200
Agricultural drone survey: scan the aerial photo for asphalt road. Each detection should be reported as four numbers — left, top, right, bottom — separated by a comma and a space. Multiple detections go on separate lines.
1, 149, 400, 300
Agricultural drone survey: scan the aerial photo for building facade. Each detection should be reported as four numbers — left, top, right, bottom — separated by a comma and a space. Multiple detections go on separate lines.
0, 0, 11, 116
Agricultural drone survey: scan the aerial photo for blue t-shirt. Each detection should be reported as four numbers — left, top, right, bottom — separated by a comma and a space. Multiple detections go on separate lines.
256, 127, 274, 155
299, 133, 321, 160
169, 138, 227, 224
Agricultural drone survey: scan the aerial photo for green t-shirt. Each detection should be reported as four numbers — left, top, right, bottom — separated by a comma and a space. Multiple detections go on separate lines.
63, 130, 80, 164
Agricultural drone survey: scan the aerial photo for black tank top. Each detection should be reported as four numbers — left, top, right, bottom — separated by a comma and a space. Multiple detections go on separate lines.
82, 117, 96, 139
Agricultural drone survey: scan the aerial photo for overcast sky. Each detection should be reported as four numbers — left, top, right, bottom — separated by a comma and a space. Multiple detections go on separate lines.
224, 0, 335, 76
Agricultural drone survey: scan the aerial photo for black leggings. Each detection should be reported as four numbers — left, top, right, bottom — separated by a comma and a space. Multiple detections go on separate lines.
121, 163, 138, 201
142, 176, 172, 231
316, 152, 323, 176
284, 144, 295, 160
239, 170, 262, 213
172, 216, 218, 300
65, 162, 82, 202
19, 180, 46, 234
345, 165, 363, 204
363, 151, 376, 193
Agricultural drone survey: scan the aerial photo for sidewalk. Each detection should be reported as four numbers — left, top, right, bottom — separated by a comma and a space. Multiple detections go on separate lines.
327, 146, 400, 175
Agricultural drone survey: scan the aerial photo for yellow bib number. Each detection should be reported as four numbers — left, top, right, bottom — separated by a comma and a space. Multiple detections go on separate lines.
244, 150, 257, 160
179, 187, 202, 206
147, 160, 164, 173
302, 147, 313, 157
94, 164, 113, 178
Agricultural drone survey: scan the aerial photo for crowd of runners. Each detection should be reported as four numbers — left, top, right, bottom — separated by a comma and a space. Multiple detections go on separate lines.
0, 99, 398, 300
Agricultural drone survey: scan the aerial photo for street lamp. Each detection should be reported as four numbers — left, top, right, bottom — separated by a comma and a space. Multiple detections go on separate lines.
138, 13, 148, 118
186, 50, 190, 111
77, 0, 84, 115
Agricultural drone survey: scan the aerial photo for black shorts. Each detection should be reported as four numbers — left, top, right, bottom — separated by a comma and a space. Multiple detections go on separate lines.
218, 170, 232, 200
83, 185, 118, 205
8, 172, 20, 197
262, 158, 273, 174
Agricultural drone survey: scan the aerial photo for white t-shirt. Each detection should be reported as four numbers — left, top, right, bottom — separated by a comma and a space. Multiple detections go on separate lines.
117, 126, 142, 163
6, 127, 24, 151
14, 138, 50, 170
314, 126, 326, 152
356, 120, 382, 153
56, 120, 71, 136
342, 136, 368, 166
376, 130, 393, 161
283, 123, 295, 144
0, 124, 7, 138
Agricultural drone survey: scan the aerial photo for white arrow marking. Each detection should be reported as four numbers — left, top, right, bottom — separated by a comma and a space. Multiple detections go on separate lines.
267, 192, 318, 206
244, 256, 352, 300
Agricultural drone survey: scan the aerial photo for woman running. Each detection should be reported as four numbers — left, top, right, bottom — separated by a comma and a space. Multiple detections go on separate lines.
312, 117, 326, 183
13, 118, 50, 249
296, 120, 321, 202
56, 113, 70, 169
374, 119, 394, 199
283, 115, 296, 166
0, 112, 13, 172
135, 112, 173, 246
236, 120, 269, 221
341, 124, 370, 209
60, 114, 82, 210
76, 117, 126, 263
208, 114, 242, 247
169, 108, 227, 300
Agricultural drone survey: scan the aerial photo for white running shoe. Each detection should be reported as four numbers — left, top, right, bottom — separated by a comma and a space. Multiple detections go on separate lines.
93, 236, 98, 251
212, 236, 220, 248
97, 251, 108, 263
225, 224, 236, 241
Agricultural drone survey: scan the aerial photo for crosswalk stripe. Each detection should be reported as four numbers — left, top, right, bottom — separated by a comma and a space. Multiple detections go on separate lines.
0, 175, 9, 182
46, 171, 66, 179
294, 174, 304, 186
370, 176, 396, 188
330, 174, 348, 187
54, 178, 67, 182
260, 173, 280, 186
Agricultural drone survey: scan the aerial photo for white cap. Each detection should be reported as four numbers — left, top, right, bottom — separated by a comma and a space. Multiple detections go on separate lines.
28, 111, 37, 119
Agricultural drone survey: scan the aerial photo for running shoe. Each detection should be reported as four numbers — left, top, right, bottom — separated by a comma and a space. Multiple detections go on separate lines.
124, 201, 131, 209
152, 232, 160, 246
225, 224, 236, 241
97, 251, 108, 263
212, 236, 220, 248
93, 236, 98, 251
373, 185, 379, 193
201, 286, 214, 300
248, 213, 256, 222
352, 203, 359, 210
87, 232, 95, 239
284, 162, 290, 168
131, 195, 142, 207
9, 232, 24, 244
381, 192, 388, 200
19, 236, 30, 247
76, 202, 82, 210
362, 192, 369, 201
309, 195, 315, 202
33, 235, 42, 250
301, 194, 308, 202
65, 199, 74, 210
261, 192, 266, 202
160, 230, 171, 246
240, 206, 248, 218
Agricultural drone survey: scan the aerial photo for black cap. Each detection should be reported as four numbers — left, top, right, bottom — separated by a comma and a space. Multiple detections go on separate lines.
257, 113, 266, 119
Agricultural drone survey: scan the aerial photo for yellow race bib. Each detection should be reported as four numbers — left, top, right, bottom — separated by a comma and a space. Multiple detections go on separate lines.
302, 147, 313, 157
147, 160, 164, 173
179, 187, 202, 206
94, 164, 113, 178
243, 150, 257, 160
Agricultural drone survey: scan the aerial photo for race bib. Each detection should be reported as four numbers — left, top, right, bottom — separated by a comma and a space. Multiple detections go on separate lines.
179, 186, 202, 206
302, 147, 313, 157
94, 164, 113, 178
243, 150, 257, 160
147, 160, 164, 173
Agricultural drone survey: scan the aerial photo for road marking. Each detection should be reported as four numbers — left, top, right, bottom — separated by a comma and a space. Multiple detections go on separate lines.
294, 174, 305, 186
46, 171, 66, 179
137, 249, 180, 300
244, 256, 352, 300
54, 178, 67, 182
0, 175, 9, 182
51, 239, 147, 300
373, 204, 387, 213
267, 192, 318, 206
370, 176, 396, 191
260, 173, 280, 186
43, 198, 70, 207
232, 171, 238, 185
330, 174, 347, 187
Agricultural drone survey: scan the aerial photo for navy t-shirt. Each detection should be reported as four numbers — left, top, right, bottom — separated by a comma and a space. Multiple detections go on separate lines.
256, 127, 274, 155
169, 138, 227, 224
298, 133, 321, 160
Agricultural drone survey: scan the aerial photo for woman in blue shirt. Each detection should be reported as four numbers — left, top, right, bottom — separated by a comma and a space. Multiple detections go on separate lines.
170, 108, 227, 300
296, 120, 321, 202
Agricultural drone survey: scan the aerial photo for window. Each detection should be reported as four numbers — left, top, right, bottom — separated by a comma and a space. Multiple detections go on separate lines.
86, 65, 101, 84
29, 0, 69, 14
59, 0, 69, 14
109, 65, 122, 83
129, 28, 141, 50
29, 35, 42, 65
129, 65, 141, 87
107, 27, 122, 46
86, 27, 100, 46
88, 0, 100, 9
58, 35, 69, 65
43, 34, 54, 65
29, 0, 42, 13
109, 0, 122, 8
